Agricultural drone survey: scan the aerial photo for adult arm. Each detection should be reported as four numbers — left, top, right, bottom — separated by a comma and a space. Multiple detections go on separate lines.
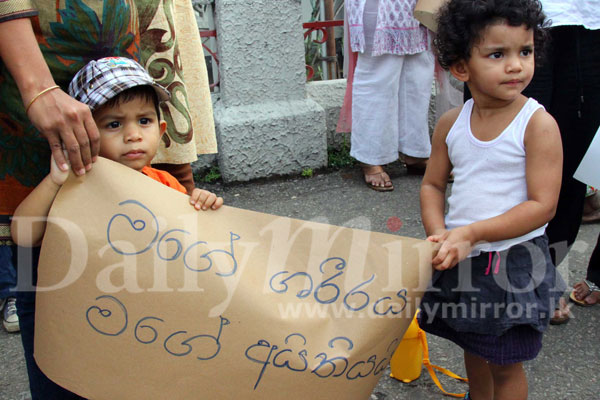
0, 17, 99, 175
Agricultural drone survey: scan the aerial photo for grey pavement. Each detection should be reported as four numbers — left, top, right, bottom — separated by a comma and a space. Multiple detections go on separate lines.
1, 162, 599, 399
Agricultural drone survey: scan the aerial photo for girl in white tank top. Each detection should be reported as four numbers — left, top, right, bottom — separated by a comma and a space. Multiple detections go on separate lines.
418, 1, 564, 399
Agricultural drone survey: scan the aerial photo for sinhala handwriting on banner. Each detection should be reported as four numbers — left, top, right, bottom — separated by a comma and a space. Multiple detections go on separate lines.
85, 295, 229, 360
269, 257, 408, 316
84, 294, 399, 390
245, 333, 399, 389
91, 200, 408, 389
106, 199, 239, 276
105, 200, 409, 315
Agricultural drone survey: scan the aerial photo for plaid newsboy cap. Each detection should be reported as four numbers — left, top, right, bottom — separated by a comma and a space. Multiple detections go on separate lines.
68, 57, 170, 110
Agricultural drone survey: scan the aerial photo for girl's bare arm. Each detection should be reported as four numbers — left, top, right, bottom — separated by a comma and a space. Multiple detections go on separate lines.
421, 107, 461, 237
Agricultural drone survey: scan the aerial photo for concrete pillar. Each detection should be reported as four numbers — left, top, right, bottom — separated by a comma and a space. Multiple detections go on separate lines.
213, 0, 327, 182
306, 79, 349, 150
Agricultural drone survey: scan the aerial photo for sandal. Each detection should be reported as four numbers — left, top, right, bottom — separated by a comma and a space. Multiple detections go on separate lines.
362, 164, 394, 192
569, 279, 600, 306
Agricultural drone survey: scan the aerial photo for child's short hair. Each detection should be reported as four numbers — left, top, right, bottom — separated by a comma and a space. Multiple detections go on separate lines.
435, 0, 549, 69
68, 57, 170, 112
97, 85, 161, 118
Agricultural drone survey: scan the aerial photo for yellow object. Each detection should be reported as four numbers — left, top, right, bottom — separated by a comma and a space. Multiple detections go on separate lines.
390, 313, 423, 382
390, 312, 468, 398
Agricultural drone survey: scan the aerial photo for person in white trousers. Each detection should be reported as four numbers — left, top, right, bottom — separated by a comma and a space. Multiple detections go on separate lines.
347, 0, 434, 191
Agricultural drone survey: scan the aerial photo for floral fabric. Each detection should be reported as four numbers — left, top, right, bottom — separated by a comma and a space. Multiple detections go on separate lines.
0, 0, 36, 22
346, 0, 430, 56
0, 0, 215, 215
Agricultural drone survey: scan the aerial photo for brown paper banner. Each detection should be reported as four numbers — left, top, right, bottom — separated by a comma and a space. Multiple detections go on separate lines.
34, 158, 433, 399
414, 0, 449, 32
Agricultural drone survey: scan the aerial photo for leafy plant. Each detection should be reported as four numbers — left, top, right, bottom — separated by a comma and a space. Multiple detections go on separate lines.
304, 0, 345, 81
301, 168, 314, 178
196, 166, 221, 183
328, 142, 356, 169
304, 0, 324, 81
305, 39, 324, 81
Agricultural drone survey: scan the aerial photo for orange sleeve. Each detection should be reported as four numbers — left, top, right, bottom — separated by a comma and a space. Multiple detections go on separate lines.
141, 166, 188, 194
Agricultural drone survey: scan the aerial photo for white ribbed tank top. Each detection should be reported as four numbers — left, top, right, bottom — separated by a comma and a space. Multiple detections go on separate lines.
445, 98, 547, 256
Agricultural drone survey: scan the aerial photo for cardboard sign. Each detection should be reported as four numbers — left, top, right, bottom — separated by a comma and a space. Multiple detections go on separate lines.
34, 158, 433, 399
574, 125, 600, 188
414, 0, 448, 32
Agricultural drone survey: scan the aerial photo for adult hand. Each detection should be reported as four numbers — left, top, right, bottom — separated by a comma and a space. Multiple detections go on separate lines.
0, 17, 100, 175
27, 88, 100, 176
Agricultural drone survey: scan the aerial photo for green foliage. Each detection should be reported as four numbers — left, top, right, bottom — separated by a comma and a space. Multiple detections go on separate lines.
305, 39, 324, 81
301, 168, 314, 178
304, 0, 324, 81
328, 142, 356, 170
196, 166, 221, 183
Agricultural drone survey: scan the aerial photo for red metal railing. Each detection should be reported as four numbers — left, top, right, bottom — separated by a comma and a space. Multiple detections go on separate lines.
303, 20, 343, 42
199, 30, 219, 89
199, 19, 344, 87
303, 20, 343, 80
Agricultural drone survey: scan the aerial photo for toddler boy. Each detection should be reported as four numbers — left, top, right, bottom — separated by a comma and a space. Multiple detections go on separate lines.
12, 57, 223, 246
10, 57, 223, 398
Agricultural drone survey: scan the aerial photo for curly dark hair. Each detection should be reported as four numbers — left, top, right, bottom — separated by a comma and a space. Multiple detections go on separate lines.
434, 0, 550, 69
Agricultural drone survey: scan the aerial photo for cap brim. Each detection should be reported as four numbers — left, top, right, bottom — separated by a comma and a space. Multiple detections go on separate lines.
91, 77, 171, 110
151, 82, 171, 103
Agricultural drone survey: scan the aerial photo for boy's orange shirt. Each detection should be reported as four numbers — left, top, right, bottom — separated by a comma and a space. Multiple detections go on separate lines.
141, 166, 187, 194
0, 166, 185, 217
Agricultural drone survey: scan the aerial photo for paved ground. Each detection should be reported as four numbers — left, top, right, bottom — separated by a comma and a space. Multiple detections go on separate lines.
1, 162, 599, 399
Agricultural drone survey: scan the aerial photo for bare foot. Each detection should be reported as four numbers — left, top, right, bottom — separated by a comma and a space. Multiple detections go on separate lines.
550, 297, 571, 325
572, 280, 600, 305
582, 193, 600, 223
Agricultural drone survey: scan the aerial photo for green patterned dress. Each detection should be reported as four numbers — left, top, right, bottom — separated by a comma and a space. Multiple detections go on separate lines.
0, 0, 215, 224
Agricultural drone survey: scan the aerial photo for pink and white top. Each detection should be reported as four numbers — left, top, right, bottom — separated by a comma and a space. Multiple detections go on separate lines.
346, 0, 430, 56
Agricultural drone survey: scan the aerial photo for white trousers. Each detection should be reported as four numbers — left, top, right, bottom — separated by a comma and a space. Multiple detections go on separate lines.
350, 50, 435, 165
